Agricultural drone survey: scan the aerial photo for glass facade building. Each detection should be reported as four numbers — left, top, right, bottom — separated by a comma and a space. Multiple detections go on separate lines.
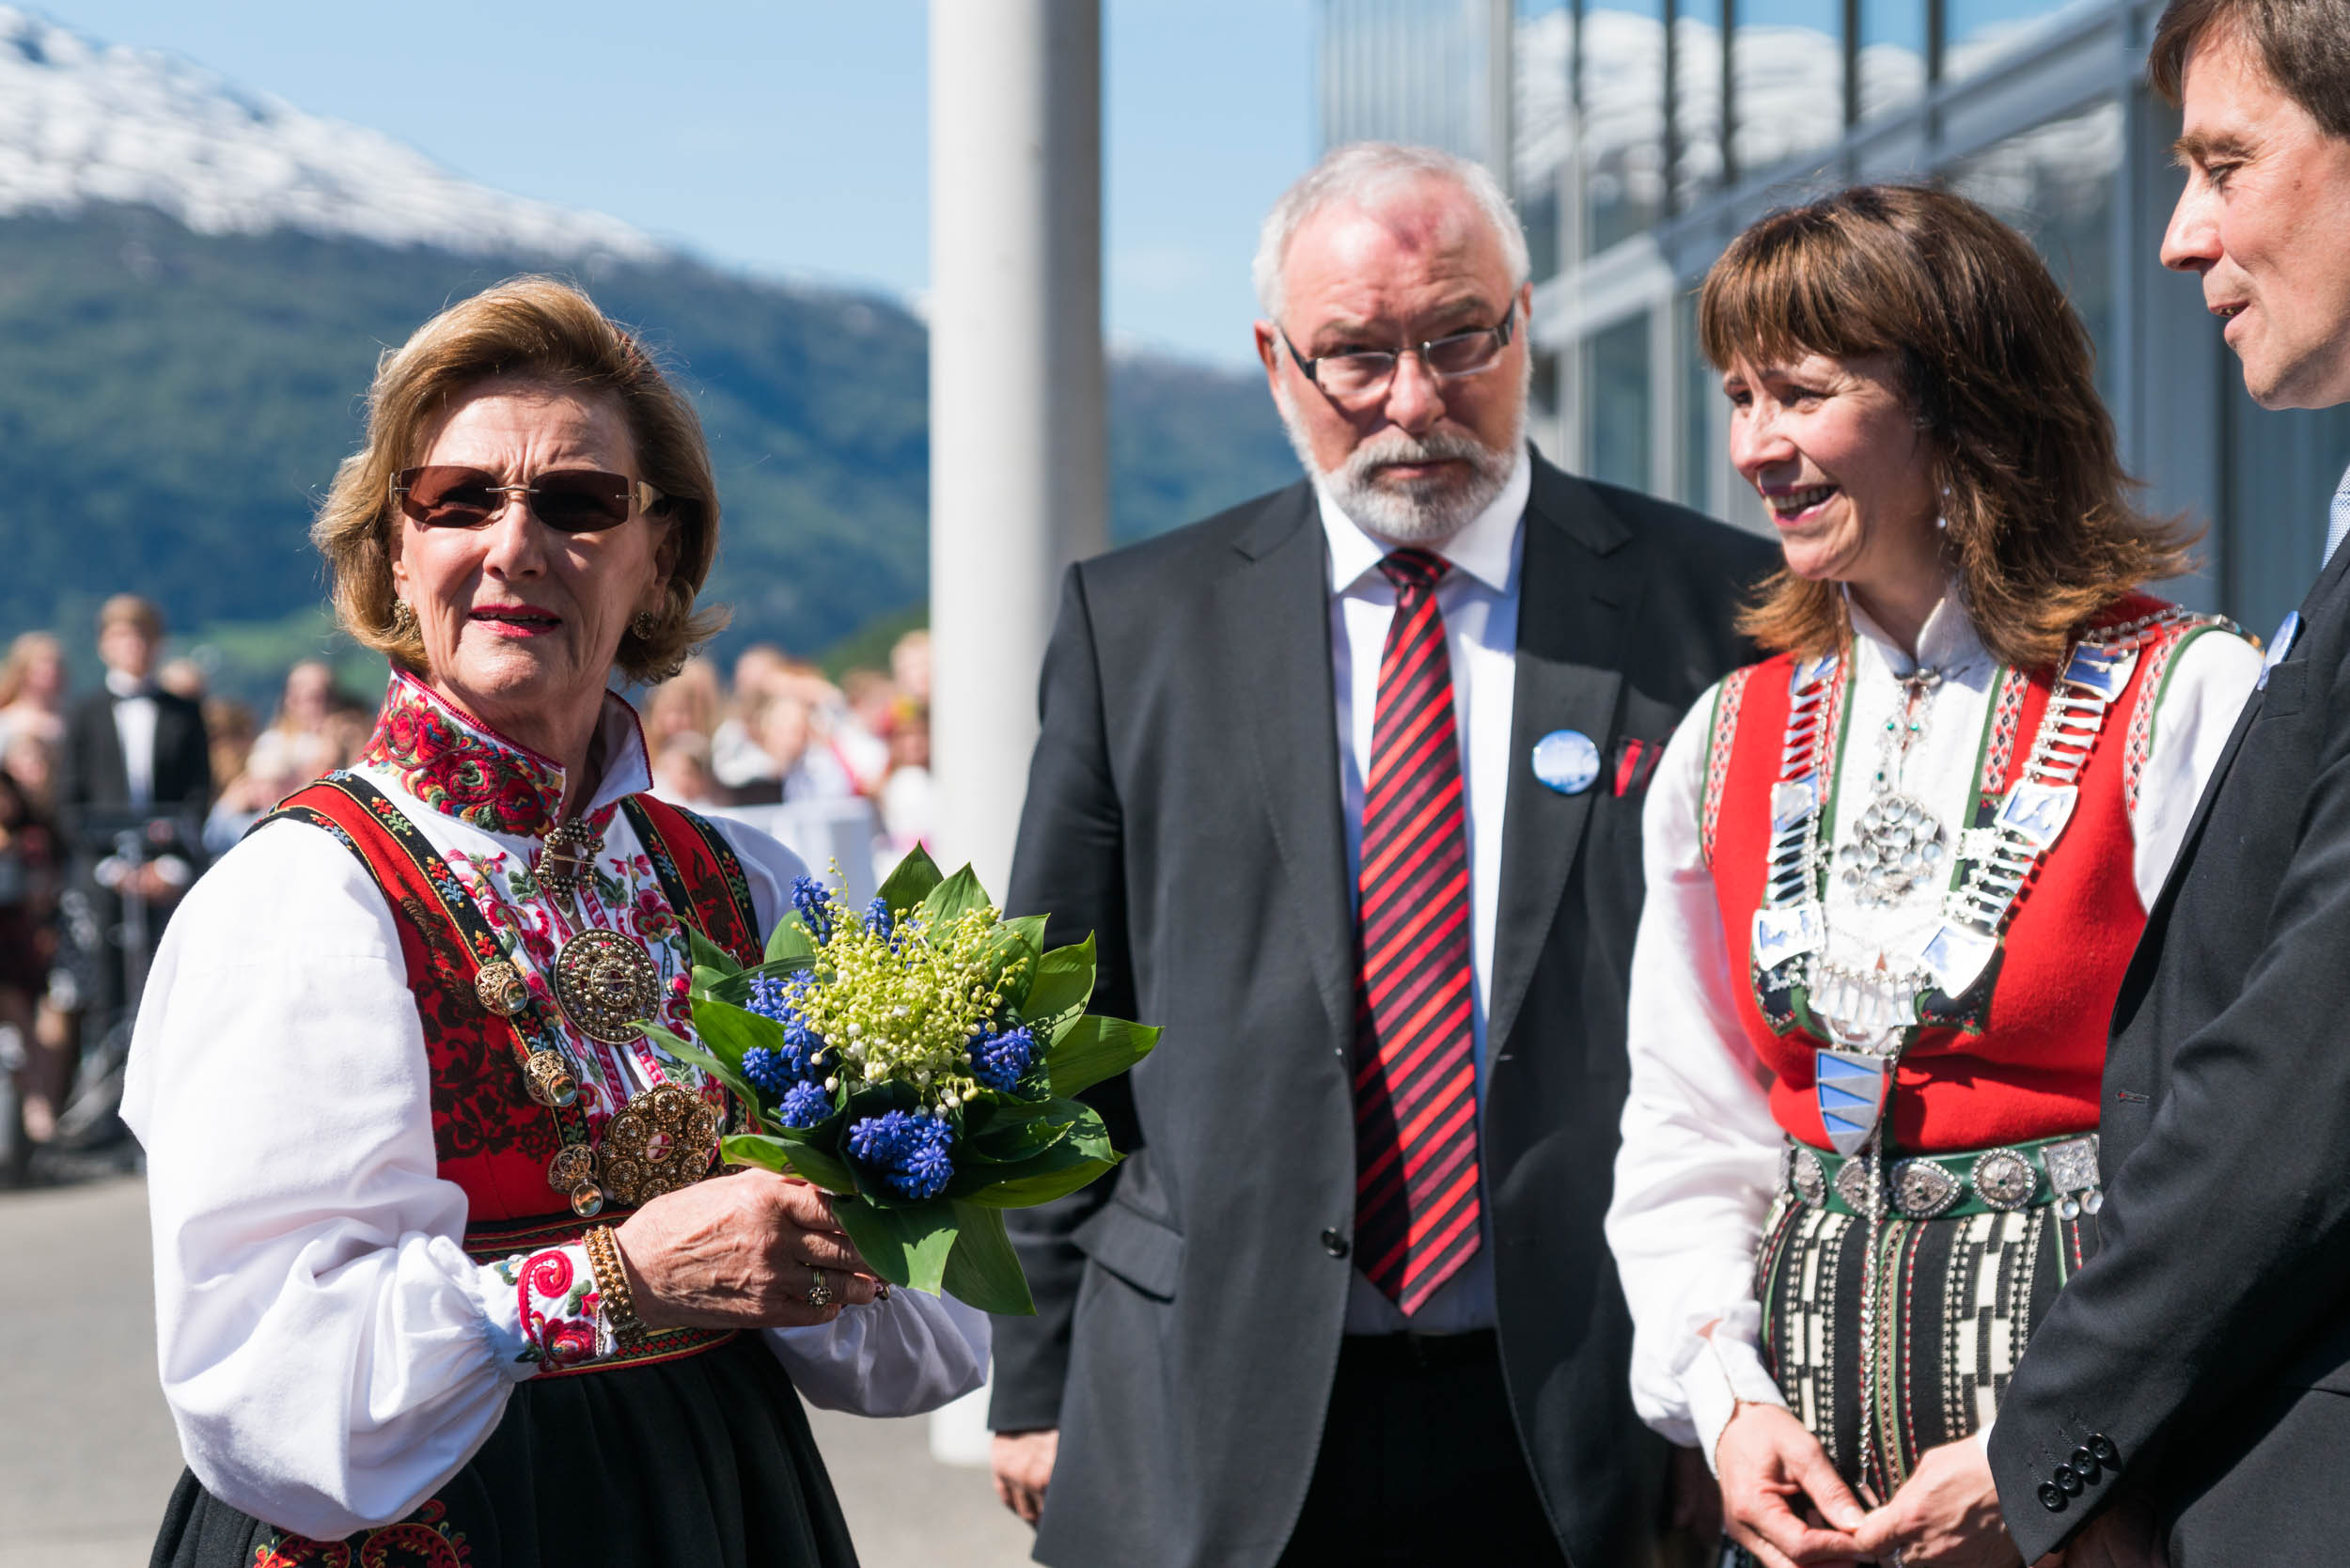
1316, 0, 2350, 641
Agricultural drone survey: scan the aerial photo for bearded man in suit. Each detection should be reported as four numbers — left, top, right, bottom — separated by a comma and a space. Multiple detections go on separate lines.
57, 594, 211, 1040
1987, 4, 2350, 1564
984, 142, 1776, 1568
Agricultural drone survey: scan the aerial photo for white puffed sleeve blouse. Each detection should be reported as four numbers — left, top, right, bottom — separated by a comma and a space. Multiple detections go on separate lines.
123, 680, 989, 1541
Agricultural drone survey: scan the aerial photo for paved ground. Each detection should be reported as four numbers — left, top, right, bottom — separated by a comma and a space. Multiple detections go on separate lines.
0, 1174, 1036, 1566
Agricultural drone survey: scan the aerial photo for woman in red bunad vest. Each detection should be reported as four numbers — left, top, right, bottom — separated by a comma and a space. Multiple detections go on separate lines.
122, 278, 988, 1567
1604, 186, 2262, 1568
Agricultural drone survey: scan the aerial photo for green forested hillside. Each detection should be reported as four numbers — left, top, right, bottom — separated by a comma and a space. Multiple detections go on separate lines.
0, 206, 1297, 696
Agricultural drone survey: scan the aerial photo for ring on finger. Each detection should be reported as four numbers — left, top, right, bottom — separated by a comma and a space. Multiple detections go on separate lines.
807, 1264, 835, 1308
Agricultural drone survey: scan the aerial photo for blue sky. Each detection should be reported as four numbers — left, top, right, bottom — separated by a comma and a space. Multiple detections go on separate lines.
47, 2, 1317, 368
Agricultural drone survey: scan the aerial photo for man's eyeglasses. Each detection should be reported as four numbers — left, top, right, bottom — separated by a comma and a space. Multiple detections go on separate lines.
392, 466, 667, 534
1281, 302, 1516, 400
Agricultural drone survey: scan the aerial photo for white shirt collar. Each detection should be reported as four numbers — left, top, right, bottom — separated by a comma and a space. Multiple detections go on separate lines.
1316, 445, 1531, 596
1842, 576, 1990, 679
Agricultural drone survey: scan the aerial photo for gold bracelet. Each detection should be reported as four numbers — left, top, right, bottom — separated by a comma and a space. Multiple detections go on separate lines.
584, 1224, 648, 1346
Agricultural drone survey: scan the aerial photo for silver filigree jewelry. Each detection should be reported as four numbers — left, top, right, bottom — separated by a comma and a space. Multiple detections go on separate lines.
1834, 1153, 1879, 1215
1971, 1148, 2039, 1211
1841, 792, 1948, 905
1892, 1158, 1963, 1218
1789, 1145, 1829, 1207
1841, 666, 1951, 907
2044, 1135, 2104, 1219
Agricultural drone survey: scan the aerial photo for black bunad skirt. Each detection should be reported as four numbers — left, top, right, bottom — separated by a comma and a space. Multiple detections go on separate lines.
150, 1333, 858, 1568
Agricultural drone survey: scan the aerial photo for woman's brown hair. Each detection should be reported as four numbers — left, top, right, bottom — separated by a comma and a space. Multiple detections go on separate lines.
313, 275, 727, 684
1699, 183, 2192, 671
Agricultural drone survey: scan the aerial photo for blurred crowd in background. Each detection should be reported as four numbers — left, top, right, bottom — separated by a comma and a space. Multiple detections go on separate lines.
0, 604, 936, 1184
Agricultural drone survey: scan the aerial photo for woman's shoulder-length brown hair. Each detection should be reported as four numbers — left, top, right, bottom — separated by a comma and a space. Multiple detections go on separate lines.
312, 274, 728, 685
1698, 183, 2193, 672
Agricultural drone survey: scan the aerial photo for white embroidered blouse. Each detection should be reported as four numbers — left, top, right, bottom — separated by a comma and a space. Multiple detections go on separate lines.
1602, 589, 2262, 1468
122, 677, 990, 1541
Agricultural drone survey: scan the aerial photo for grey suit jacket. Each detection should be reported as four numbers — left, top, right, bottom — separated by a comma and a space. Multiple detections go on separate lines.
989, 453, 1774, 1568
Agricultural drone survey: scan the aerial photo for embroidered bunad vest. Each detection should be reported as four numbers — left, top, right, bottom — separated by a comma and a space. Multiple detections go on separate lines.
1700, 595, 2225, 1154
258, 684, 767, 1375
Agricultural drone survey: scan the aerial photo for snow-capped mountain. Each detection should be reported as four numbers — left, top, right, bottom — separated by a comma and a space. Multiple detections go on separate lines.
0, 6, 664, 261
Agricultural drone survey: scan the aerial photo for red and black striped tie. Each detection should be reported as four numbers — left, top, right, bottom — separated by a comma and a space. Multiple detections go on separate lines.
1352, 547, 1481, 1315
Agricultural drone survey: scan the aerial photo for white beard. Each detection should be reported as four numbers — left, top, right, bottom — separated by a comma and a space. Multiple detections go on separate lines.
1275, 385, 1523, 546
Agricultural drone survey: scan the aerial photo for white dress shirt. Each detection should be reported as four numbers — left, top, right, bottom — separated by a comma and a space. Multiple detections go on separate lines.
105, 666, 159, 809
1319, 449, 1530, 1335
122, 686, 990, 1540
1603, 588, 2262, 1466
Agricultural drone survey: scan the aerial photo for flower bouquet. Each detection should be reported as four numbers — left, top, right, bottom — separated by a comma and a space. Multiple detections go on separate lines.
644, 846, 1156, 1315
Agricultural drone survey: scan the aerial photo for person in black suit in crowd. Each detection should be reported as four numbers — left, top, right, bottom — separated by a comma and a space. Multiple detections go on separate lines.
984, 141, 1777, 1568
1989, 4, 2350, 1563
56, 594, 211, 1038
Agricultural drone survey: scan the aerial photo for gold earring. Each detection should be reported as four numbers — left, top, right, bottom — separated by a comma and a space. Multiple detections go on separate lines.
631, 611, 659, 638
390, 601, 418, 635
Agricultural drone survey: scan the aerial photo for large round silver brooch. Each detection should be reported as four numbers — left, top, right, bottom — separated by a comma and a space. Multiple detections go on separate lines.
1971, 1148, 2039, 1212
552, 929, 662, 1045
599, 1084, 723, 1207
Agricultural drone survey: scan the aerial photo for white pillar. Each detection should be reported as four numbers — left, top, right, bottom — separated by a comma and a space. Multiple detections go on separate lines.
926, 0, 1105, 1469
929, 0, 1107, 900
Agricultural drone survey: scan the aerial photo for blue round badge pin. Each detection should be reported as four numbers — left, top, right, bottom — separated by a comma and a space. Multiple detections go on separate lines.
1531, 729, 1602, 795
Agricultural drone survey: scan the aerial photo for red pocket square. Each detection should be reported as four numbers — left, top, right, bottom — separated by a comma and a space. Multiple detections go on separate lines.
1613, 737, 1663, 797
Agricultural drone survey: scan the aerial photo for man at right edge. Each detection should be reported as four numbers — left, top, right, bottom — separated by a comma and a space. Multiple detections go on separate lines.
1987, 2, 2350, 1562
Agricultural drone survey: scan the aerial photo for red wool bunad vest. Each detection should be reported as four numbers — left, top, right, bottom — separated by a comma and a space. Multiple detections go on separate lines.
265, 776, 765, 1354
1700, 595, 2218, 1153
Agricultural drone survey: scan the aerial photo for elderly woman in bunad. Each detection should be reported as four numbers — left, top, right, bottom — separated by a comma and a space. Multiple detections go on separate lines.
122, 277, 989, 1567
1602, 185, 2263, 1568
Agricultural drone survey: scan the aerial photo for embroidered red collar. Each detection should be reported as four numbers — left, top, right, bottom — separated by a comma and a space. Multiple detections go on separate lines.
361, 674, 583, 839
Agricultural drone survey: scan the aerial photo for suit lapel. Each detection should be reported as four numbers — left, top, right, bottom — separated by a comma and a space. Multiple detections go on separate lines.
1486, 463, 1645, 1058
1221, 484, 1357, 1043
2140, 545, 2350, 934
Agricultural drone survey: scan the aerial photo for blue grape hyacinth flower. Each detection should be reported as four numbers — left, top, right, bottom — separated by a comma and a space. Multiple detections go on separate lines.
742, 1045, 798, 1099
776, 1081, 833, 1129
866, 897, 894, 939
744, 972, 825, 1075
968, 1025, 1038, 1093
791, 876, 835, 944
848, 1109, 957, 1200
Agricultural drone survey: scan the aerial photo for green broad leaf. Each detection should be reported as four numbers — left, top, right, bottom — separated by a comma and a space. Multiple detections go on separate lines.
919, 864, 994, 927
940, 1200, 1036, 1315
641, 1022, 764, 1116
1052, 1099, 1119, 1162
685, 922, 744, 978
1018, 934, 1096, 1031
682, 996, 787, 1074
999, 914, 1049, 950
959, 1099, 1082, 1164
721, 1132, 858, 1196
764, 915, 819, 965
834, 1197, 959, 1295
875, 845, 946, 914
1044, 1014, 1160, 1099
961, 1152, 1120, 1210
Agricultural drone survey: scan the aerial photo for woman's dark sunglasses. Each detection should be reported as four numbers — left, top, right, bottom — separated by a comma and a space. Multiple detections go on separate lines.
392, 465, 666, 533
